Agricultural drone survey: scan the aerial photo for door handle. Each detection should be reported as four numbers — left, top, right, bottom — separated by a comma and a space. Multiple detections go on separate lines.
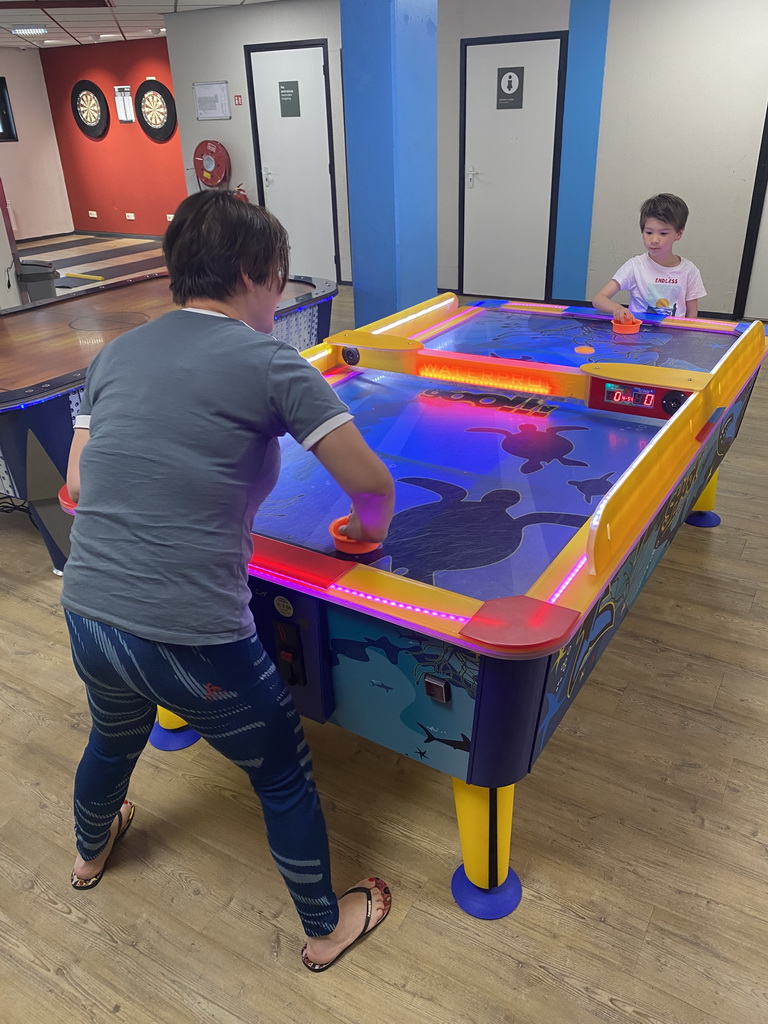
262, 166, 273, 188
466, 165, 480, 189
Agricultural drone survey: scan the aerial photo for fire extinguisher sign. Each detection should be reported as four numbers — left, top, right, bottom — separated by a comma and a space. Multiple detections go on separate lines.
497, 67, 524, 109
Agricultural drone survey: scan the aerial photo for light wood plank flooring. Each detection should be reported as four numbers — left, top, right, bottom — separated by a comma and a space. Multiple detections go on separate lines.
17, 234, 165, 299
1, 288, 766, 1024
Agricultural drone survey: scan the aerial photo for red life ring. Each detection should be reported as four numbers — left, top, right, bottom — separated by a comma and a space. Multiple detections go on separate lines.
192, 140, 231, 188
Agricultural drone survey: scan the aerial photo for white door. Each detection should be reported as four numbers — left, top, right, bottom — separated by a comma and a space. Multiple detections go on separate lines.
248, 44, 338, 281
461, 36, 564, 299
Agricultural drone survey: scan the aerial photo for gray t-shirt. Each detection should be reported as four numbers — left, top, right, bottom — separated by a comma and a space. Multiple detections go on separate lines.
61, 308, 351, 644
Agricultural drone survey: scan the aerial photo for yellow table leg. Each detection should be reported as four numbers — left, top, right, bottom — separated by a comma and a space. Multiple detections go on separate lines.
691, 468, 719, 512
686, 469, 721, 527
156, 706, 188, 730
452, 777, 514, 888
450, 778, 522, 917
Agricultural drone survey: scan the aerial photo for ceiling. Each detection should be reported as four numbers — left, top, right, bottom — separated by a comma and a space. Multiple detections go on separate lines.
0, 0, 273, 48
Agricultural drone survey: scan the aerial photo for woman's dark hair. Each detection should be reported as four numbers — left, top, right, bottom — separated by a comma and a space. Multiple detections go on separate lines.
163, 190, 290, 305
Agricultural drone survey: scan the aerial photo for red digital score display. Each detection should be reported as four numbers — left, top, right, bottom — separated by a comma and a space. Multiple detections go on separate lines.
604, 382, 655, 409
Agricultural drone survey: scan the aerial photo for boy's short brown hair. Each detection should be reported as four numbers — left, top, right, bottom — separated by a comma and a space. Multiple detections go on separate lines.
639, 193, 689, 232
163, 190, 290, 305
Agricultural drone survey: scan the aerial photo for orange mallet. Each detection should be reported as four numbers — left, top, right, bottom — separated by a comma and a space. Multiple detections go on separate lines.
329, 516, 382, 555
611, 315, 641, 334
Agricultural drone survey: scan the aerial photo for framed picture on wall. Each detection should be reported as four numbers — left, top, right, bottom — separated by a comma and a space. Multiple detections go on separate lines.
0, 78, 18, 142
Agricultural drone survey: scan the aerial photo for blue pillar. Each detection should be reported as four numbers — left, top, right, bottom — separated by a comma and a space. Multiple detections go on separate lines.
551, 0, 611, 303
339, 0, 437, 326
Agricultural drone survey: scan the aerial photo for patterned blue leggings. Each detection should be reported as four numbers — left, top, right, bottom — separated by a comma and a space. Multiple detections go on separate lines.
64, 610, 339, 937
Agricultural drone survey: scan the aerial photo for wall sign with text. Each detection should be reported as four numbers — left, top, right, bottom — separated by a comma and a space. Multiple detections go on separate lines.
497, 67, 524, 109
279, 81, 301, 118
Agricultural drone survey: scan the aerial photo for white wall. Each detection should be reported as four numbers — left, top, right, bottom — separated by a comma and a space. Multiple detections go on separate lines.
436, 0, 569, 290
0, 181, 23, 309
164, 0, 351, 280
589, 0, 768, 315
0, 49, 73, 239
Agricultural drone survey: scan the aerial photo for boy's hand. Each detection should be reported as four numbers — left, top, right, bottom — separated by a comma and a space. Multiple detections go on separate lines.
612, 305, 634, 324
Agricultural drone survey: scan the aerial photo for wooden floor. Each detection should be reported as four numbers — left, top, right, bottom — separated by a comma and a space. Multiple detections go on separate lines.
18, 233, 165, 299
1, 286, 767, 1023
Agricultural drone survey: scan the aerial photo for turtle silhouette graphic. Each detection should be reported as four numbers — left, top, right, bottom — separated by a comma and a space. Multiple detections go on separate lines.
384, 478, 588, 582
466, 424, 589, 474
567, 471, 615, 503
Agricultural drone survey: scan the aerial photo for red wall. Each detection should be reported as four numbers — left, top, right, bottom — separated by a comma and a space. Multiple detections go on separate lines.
41, 39, 187, 236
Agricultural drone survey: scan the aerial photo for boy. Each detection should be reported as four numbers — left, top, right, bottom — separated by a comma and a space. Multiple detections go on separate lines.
593, 193, 706, 322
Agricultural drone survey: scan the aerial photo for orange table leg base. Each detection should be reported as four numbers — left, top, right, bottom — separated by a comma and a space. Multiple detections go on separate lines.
451, 864, 522, 919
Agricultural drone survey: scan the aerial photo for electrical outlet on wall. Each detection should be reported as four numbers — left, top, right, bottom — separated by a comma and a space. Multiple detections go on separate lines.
88, 211, 97, 218
166, 214, 173, 221
126, 213, 135, 221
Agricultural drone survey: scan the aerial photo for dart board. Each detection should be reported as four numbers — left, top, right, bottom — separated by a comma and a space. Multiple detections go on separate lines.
134, 79, 177, 142
71, 80, 109, 139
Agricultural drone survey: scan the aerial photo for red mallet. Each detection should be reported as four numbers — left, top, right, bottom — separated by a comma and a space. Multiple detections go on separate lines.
329, 516, 382, 554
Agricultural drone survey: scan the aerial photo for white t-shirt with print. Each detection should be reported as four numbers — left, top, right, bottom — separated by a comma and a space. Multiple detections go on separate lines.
612, 253, 706, 318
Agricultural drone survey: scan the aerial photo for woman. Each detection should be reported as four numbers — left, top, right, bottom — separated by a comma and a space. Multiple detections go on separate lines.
62, 191, 394, 972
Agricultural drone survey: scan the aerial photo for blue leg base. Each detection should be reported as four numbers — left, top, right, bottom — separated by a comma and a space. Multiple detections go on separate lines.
451, 864, 523, 919
149, 721, 200, 751
685, 510, 721, 528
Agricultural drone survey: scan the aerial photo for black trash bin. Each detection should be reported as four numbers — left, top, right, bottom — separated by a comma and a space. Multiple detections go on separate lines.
18, 259, 59, 301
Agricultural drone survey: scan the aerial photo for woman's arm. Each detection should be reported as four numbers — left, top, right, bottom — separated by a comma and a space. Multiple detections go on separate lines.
310, 421, 395, 542
66, 427, 90, 503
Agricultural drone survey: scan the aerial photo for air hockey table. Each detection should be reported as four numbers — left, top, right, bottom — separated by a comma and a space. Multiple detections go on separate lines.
239, 297, 765, 918
0, 274, 337, 571
63, 295, 766, 919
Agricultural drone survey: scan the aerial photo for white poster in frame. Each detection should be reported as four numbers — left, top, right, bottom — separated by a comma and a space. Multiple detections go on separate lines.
114, 85, 134, 123
193, 81, 231, 120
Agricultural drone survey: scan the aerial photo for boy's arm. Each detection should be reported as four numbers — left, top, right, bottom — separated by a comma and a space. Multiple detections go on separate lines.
593, 279, 633, 323
310, 421, 395, 542
66, 427, 90, 503
685, 299, 699, 318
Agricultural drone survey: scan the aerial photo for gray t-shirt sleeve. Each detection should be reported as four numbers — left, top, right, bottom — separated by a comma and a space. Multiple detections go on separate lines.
265, 343, 352, 449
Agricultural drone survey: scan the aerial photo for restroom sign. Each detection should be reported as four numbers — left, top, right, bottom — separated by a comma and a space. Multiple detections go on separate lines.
497, 67, 523, 109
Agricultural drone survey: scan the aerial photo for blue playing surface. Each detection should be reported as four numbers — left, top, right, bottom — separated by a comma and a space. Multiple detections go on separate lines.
254, 369, 658, 602
424, 308, 733, 372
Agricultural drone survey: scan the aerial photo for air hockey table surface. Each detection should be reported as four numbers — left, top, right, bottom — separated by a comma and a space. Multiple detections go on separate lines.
405, 296, 744, 372
257, 366, 658, 602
